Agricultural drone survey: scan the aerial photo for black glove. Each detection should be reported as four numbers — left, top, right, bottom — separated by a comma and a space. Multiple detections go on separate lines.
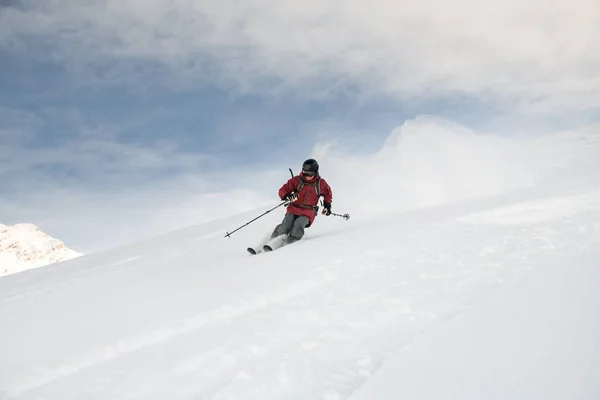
322, 202, 332, 216
282, 192, 297, 202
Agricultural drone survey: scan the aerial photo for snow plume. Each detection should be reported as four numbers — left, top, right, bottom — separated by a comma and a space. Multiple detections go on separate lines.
316, 117, 548, 217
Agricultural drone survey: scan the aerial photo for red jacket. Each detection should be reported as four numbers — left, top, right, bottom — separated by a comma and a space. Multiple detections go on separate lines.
278, 172, 333, 226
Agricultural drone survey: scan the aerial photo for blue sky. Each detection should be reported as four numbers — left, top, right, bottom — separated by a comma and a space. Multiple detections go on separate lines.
1, 0, 598, 252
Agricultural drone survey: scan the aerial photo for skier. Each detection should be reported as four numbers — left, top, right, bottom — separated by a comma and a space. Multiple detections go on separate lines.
271, 159, 333, 244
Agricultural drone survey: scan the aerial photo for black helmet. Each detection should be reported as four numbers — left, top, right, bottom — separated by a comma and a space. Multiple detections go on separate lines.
302, 159, 319, 173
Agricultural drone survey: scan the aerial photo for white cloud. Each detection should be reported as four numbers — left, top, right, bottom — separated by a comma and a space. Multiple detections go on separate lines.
1, 0, 598, 114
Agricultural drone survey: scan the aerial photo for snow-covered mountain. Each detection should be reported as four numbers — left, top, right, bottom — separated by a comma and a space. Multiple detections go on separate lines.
0, 223, 82, 277
0, 123, 598, 399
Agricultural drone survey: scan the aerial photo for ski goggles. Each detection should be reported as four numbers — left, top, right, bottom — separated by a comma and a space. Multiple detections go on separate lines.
302, 170, 317, 176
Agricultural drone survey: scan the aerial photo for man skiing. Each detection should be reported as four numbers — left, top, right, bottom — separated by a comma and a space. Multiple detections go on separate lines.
270, 158, 333, 244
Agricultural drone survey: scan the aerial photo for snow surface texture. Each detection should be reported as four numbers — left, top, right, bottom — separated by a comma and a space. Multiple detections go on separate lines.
0, 121, 599, 399
0, 223, 82, 277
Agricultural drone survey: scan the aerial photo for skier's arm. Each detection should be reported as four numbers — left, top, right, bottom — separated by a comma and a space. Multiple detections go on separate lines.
321, 179, 333, 204
279, 177, 299, 200
320, 180, 333, 215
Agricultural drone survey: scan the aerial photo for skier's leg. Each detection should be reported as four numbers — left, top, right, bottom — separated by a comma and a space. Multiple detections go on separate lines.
271, 213, 297, 238
288, 216, 310, 242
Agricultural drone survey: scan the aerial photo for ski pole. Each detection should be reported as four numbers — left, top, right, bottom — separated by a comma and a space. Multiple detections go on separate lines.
319, 200, 350, 220
331, 212, 350, 220
225, 200, 290, 238
226, 170, 297, 238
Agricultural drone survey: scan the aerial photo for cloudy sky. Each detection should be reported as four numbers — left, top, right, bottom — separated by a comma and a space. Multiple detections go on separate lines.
1, 0, 599, 252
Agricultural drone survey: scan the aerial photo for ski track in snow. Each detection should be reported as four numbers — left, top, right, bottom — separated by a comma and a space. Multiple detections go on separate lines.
3, 184, 599, 399
7, 272, 338, 397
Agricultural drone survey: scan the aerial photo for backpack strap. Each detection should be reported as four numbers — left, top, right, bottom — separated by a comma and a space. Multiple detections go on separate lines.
297, 176, 304, 193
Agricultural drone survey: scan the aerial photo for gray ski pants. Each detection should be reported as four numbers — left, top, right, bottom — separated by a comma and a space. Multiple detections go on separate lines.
271, 213, 310, 240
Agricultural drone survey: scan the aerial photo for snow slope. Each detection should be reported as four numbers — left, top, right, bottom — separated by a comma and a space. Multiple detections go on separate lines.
348, 254, 600, 400
0, 223, 82, 277
0, 121, 599, 399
